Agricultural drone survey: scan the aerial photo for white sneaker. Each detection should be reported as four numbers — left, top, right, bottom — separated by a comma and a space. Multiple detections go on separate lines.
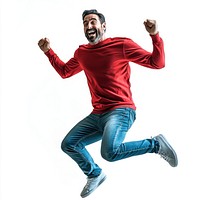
80, 171, 107, 198
154, 134, 178, 167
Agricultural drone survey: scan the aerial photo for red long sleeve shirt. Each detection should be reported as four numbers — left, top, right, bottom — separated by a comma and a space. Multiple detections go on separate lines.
45, 33, 165, 114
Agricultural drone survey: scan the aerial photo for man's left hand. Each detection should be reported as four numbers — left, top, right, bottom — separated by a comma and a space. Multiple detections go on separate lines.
144, 19, 158, 35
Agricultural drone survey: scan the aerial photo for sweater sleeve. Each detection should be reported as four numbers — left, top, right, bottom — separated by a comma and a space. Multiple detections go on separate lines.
45, 49, 82, 78
123, 33, 165, 69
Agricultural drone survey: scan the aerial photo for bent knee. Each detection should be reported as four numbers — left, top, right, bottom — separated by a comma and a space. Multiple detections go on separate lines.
61, 138, 73, 153
101, 151, 115, 162
61, 139, 68, 152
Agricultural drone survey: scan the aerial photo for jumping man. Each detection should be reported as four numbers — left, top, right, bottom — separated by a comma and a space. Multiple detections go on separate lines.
38, 9, 178, 198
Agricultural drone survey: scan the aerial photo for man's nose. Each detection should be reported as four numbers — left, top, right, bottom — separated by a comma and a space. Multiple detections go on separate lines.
88, 22, 93, 29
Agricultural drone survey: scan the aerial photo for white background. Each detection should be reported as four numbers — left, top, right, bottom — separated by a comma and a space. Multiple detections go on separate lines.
1, 0, 200, 199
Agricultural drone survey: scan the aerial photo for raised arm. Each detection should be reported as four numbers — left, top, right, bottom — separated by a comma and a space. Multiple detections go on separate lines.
38, 38, 82, 78
124, 19, 165, 69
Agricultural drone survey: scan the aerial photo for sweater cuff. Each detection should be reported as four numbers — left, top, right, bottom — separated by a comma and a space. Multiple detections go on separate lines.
45, 48, 54, 57
150, 33, 161, 43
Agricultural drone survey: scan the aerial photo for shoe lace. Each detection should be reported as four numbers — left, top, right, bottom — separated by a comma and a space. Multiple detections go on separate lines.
84, 177, 95, 189
158, 151, 171, 162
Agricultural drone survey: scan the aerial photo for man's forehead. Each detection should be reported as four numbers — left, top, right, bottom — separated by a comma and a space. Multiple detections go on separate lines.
83, 14, 99, 22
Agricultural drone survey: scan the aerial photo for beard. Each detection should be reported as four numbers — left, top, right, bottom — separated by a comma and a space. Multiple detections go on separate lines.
85, 28, 104, 45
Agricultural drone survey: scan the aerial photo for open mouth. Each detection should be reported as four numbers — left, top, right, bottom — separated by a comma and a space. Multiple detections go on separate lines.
87, 29, 96, 37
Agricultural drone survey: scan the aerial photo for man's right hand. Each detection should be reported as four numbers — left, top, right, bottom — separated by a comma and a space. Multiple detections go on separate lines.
38, 38, 50, 53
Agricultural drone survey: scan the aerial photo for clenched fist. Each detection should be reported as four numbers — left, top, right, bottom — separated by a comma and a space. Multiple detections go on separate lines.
143, 19, 158, 35
38, 38, 50, 53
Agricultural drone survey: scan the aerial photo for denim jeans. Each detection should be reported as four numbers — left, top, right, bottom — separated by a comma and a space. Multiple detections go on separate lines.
61, 108, 159, 178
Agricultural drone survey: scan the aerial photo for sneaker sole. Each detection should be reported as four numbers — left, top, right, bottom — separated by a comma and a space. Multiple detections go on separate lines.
158, 134, 178, 167
81, 175, 107, 198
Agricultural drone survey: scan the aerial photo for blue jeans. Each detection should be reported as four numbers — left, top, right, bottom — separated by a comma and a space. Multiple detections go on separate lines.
61, 108, 159, 178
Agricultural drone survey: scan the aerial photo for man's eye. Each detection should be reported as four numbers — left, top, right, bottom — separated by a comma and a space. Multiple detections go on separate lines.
84, 22, 88, 27
91, 20, 97, 25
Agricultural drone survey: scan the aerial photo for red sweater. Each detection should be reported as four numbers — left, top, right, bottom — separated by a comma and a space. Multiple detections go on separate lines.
45, 33, 165, 114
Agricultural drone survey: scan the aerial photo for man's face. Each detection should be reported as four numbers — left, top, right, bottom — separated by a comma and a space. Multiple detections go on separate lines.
83, 14, 106, 45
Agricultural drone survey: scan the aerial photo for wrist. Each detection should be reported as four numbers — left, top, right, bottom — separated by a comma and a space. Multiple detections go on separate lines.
150, 31, 159, 36
44, 48, 50, 53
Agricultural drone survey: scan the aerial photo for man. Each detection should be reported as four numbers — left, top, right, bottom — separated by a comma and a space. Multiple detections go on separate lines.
38, 9, 178, 198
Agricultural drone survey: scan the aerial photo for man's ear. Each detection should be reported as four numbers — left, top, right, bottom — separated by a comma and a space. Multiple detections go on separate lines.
102, 22, 106, 32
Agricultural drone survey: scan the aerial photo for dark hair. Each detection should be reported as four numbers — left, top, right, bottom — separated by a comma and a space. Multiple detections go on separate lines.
82, 9, 106, 24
